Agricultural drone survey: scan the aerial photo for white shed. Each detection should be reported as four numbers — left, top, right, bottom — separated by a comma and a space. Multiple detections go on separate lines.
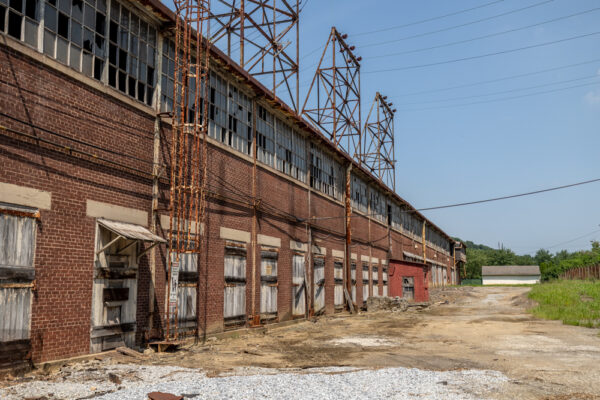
481, 265, 541, 285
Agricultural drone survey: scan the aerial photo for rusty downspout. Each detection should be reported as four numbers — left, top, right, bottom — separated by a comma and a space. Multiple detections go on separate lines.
344, 163, 353, 312
251, 97, 259, 326
149, 115, 161, 339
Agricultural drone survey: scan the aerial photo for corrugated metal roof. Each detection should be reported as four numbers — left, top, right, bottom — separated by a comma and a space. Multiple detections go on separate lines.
98, 218, 166, 243
482, 265, 540, 276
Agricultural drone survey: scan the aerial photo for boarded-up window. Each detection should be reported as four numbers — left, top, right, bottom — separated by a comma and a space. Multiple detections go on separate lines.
224, 243, 246, 326
362, 262, 369, 302
313, 256, 325, 313
260, 248, 278, 320
334, 260, 344, 309
382, 266, 388, 297
0, 207, 36, 370
169, 250, 197, 332
372, 264, 379, 297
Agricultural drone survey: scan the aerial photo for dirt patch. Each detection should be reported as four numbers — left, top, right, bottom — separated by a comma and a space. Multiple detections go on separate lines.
2, 286, 599, 399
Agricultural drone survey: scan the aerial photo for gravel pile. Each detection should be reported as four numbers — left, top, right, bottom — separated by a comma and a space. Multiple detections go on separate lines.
0, 364, 508, 400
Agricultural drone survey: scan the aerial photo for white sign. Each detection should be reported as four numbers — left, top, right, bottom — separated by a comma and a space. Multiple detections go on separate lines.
169, 261, 180, 305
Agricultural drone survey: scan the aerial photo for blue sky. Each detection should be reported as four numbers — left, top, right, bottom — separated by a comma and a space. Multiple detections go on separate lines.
166, 0, 600, 254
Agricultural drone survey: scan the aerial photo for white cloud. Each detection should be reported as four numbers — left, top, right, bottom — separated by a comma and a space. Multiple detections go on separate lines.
584, 90, 600, 107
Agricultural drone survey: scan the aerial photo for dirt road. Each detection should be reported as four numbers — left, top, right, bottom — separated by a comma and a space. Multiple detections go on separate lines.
2, 286, 599, 399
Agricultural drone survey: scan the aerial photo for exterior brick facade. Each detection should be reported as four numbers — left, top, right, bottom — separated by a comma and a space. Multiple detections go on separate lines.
0, 0, 461, 367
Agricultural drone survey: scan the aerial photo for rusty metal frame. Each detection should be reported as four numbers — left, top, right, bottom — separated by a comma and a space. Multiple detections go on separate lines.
301, 27, 361, 159
362, 92, 396, 190
208, 0, 300, 111
166, 0, 211, 341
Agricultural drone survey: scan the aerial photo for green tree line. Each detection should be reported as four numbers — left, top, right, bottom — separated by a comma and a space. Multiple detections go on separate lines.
455, 239, 600, 281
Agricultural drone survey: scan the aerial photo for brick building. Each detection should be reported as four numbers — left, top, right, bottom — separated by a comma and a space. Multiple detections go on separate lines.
0, 0, 463, 368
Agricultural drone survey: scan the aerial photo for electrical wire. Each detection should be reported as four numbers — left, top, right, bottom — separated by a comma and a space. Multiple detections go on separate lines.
401, 80, 600, 111
360, 0, 554, 49
370, 7, 600, 60
416, 177, 600, 212
398, 74, 600, 106
353, 0, 506, 37
540, 229, 600, 251
393, 57, 600, 97
364, 30, 600, 74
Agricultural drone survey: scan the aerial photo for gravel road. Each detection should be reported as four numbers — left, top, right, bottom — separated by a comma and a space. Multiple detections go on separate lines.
0, 364, 508, 400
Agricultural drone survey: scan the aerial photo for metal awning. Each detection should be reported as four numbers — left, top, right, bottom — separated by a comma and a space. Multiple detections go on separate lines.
98, 218, 166, 243
96, 218, 166, 259
403, 251, 424, 261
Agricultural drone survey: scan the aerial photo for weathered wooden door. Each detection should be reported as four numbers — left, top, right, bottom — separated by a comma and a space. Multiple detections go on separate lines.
170, 251, 197, 336
313, 256, 325, 314
292, 253, 305, 317
260, 249, 278, 321
402, 277, 415, 300
0, 210, 36, 370
224, 243, 246, 327
333, 260, 344, 310
362, 262, 369, 303
350, 262, 356, 304
372, 265, 379, 297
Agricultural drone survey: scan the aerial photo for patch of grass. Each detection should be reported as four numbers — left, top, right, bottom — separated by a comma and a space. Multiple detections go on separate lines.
527, 280, 600, 328
456, 283, 536, 287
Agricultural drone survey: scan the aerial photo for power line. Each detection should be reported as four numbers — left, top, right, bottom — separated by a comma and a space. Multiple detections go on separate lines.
353, 0, 506, 37
416, 177, 600, 212
360, 0, 554, 49
393, 58, 600, 97
545, 229, 600, 250
364, 30, 600, 74
370, 7, 600, 60
400, 80, 600, 111
398, 74, 600, 106
299, 0, 550, 61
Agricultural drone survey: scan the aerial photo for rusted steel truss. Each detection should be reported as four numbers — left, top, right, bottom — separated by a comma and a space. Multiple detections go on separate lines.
166, 0, 211, 340
362, 92, 396, 190
301, 27, 361, 159
208, 0, 300, 111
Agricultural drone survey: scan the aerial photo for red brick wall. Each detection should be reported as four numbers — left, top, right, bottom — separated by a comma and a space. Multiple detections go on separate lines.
0, 41, 455, 365
388, 260, 429, 302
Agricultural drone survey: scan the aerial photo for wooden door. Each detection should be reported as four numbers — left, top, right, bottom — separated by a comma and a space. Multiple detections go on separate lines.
260, 249, 278, 321
224, 244, 246, 327
333, 260, 344, 310
292, 253, 305, 317
313, 256, 325, 313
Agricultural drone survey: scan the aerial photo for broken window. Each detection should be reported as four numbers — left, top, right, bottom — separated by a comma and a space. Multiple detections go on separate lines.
256, 104, 275, 167
351, 174, 368, 213
1, 0, 39, 47
107, 0, 155, 106
310, 143, 342, 200
276, 120, 306, 183
42, 0, 106, 79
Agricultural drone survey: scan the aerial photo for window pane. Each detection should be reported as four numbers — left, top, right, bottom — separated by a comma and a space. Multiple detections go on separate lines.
7, 10, 21, 39
94, 33, 103, 56
23, 18, 37, 45
69, 44, 80, 69
108, 64, 116, 86
9, 0, 22, 12
108, 20, 116, 42
43, 29, 55, 56
71, 20, 81, 46
70, 0, 81, 21
56, 36, 68, 63
108, 42, 116, 64
82, 27, 92, 51
83, 1, 93, 27
25, 0, 36, 20
118, 48, 126, 69
57, 12, 68, 39
95, 11, 104, 35
82, 50, 92, 75
0, 6, 5, 32
109, 0, 117, 20
95, 0, 104, 13
58, 0, 69, 14
93, 57, 102, 79
44, 4, 56, 32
